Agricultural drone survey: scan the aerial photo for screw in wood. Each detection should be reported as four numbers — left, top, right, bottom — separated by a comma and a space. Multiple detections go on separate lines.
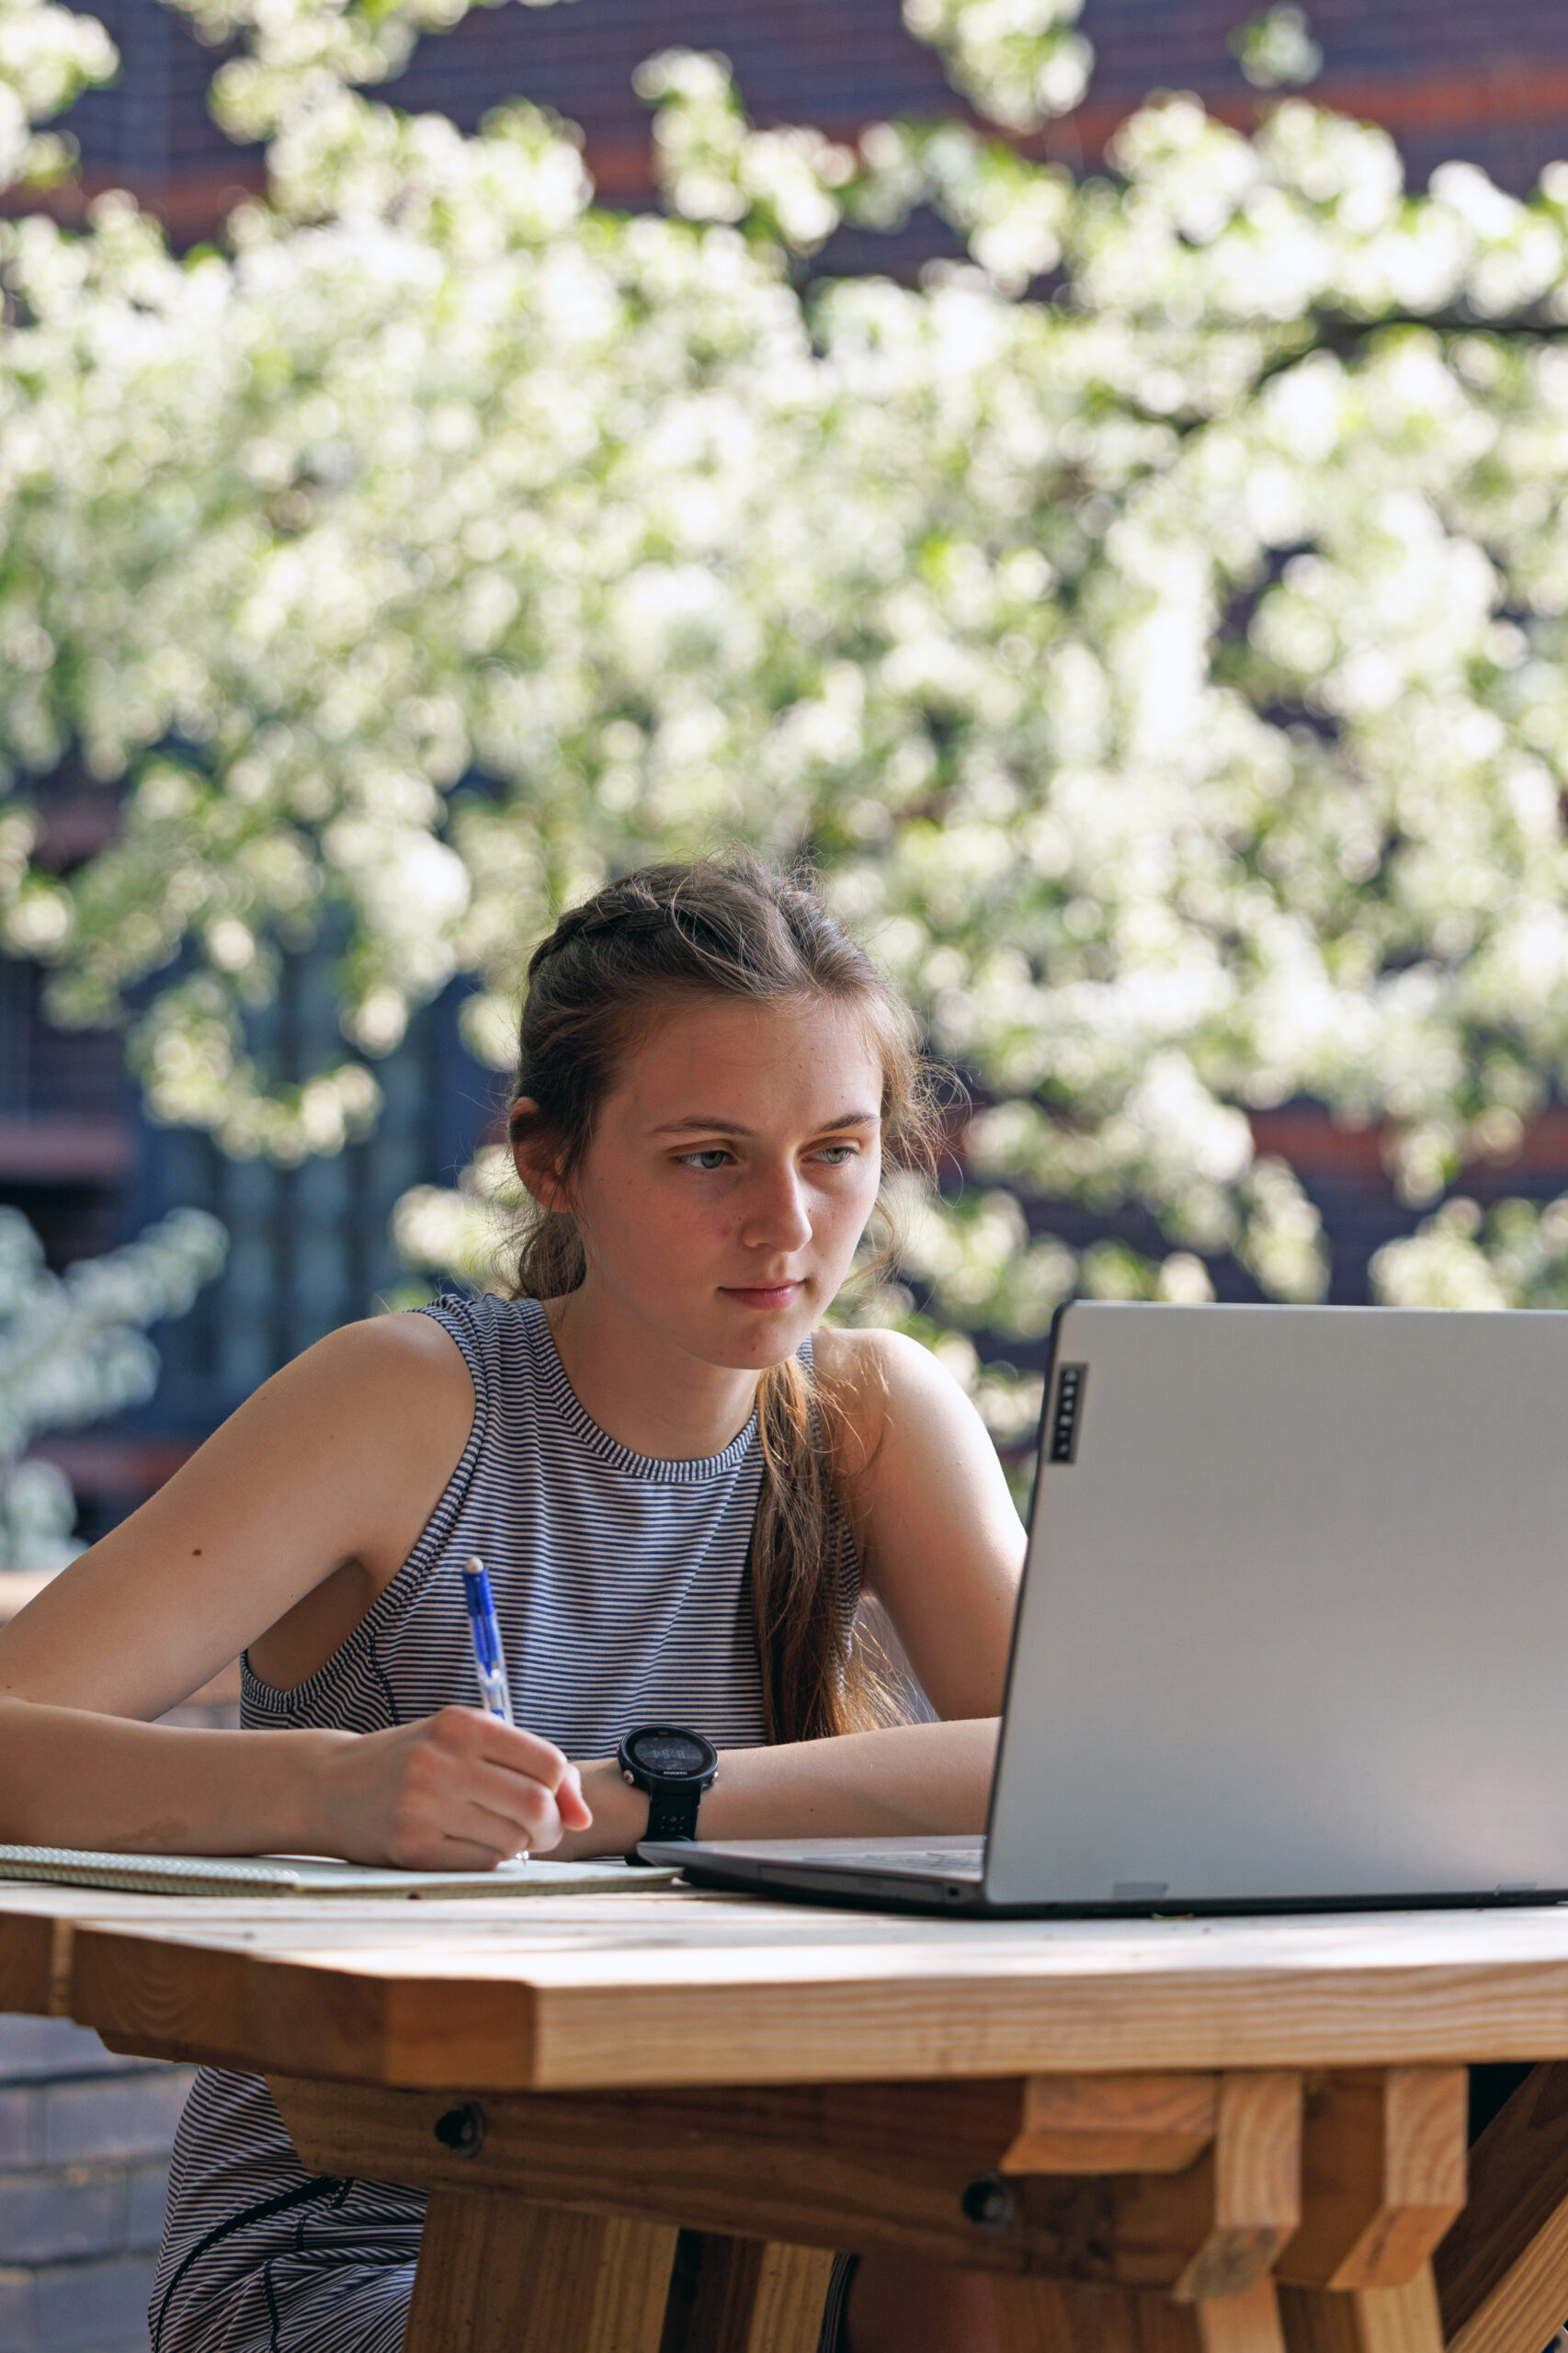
433, 2101, 486, 2157
960, 2175, 1016, 2234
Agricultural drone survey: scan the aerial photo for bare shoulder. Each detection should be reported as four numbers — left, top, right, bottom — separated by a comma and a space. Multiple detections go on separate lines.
164, 1306, 476, 1499
251, 1306, 470, 1414
811, 1321, 957, 1400
292, 1306, 472, 1393
810, 1323, 975, 1479
0, 1310, 479, 1717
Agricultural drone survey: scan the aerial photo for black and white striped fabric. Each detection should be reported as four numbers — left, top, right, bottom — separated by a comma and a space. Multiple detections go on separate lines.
151, 1292, 857, 2353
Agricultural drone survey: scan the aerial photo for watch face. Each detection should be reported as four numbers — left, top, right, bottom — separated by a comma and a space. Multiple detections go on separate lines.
625, 1727, 713, 1779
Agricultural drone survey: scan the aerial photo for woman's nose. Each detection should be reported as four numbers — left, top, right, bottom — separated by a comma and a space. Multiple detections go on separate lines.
743, 1165, 813, 1251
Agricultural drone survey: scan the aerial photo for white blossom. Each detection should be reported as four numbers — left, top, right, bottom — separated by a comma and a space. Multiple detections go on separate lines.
0, 0, 114, 191
903, 0, 1090, 132
0, 1208, 227, 1569
7, 0, 1568, 1431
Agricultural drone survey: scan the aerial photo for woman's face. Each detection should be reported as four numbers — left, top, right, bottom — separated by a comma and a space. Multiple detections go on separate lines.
521, 993, 885, 1371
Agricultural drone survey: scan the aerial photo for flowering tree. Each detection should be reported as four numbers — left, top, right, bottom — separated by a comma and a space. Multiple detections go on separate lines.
0, 1206, 226, 1566
0, 0, 110, 189
4, 0, 1568, 1449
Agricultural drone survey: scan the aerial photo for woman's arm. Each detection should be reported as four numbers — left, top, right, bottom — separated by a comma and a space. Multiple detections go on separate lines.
565, 1716, 999, 1858
0, 1313, 589, 1863
817, 1324, 1026, 1721
558, 1327, 1022, 1859
0, 1700, 588, 1864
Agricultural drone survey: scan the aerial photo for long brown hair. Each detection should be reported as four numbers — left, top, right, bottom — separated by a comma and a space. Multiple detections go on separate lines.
505, 854, 939, 1743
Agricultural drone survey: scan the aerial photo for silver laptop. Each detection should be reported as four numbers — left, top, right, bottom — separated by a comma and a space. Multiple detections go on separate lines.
642, 1302, 1568, 1915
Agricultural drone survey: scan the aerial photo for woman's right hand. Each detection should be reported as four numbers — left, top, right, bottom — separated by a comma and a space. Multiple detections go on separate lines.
312, 1707, 593, 1869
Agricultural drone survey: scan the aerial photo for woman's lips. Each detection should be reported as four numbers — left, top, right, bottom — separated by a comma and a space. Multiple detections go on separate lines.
721, 1280, 804, 1310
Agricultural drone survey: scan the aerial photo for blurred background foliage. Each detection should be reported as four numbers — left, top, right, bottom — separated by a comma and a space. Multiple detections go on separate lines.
0, 1202, 222, 1563
6, 0, 1568, 1497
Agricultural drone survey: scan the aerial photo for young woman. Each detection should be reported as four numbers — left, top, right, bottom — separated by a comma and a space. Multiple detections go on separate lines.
0, 858, 1025, 2353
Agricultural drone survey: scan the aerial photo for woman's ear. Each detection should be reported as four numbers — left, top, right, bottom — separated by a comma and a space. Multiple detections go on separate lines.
509, 1097, 570, 1212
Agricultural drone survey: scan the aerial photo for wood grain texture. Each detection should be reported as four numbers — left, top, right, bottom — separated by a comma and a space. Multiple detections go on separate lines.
1278, 2282, 1362, 2353
657, 2233, 835, 2353
1354, 2269, 1447, 2353
41, 1893, 1568, 2087
1280, 2070, 1467, 2290
271, 2071, 1062, 2180
0, 1882, 210, 2017
1437, 2062, 1568, 2353
267, 2073, 1278, 2287
403, 2191, 676, 2353
744, 2245, 837, 2353
1280, 2266, 1445, 2353
0, 1909, 55, 2016
72, 1926, 540, 2083
1003, 2075, 1219, 2174
1174, 2075, 1302, 2303
1197, 2279, 1289, 2353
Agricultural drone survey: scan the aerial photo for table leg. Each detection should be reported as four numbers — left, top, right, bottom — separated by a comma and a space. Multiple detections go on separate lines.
1278, 2265, 1445, 2353
1437, 2063, 1568, 2353
660, 2230, 838, 2353
403, 2187, 677, 2353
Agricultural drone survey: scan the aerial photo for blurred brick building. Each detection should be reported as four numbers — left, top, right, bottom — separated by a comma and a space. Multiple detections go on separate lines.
13, 0, 1568, 1535
46, 0, 1568, 239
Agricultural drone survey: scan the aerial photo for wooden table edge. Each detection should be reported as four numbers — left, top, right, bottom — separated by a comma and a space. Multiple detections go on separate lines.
38, 1922, 1568, 2089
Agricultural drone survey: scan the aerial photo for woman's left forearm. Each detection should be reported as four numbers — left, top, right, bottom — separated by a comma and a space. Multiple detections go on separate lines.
560, 1717, 1000, 1859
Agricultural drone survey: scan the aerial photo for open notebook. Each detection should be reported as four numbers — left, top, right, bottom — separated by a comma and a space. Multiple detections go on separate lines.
0, 1846, 680, 1899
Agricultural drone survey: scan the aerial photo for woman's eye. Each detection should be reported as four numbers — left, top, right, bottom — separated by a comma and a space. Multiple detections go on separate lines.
681, 1149, 732, 1171
815, 1145, 858, 1165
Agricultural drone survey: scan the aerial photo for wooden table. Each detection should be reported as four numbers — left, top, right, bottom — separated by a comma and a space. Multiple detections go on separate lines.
7, 1881, 1568, 2353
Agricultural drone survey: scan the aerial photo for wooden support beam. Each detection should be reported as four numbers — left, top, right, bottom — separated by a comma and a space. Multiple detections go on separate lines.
268, 2070, 1296, 2292
659, 2231, 836, 2353
403, 2190, 676, 2353
1200, 2279, 1292, 2353
1003, 2075, 1220, 2175
1279, 2264, 1446, 2353
0, 1911, 62, 2018
1280, 2070, 1467, 2290
1436, 2062, 1568, 2353
1174, 2074, 1303, 2303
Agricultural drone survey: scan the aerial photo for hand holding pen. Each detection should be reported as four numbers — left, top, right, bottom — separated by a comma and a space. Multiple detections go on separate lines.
305, 1557, 588, 1868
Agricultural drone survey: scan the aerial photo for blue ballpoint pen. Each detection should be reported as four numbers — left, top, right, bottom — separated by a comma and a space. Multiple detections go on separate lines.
461, 1554, 515, 1728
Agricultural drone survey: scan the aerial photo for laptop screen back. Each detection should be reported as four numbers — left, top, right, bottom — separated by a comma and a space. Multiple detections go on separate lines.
984, 1302, 1568, 1911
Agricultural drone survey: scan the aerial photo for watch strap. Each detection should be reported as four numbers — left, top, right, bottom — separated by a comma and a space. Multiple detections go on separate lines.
643, 1780, 704, 1843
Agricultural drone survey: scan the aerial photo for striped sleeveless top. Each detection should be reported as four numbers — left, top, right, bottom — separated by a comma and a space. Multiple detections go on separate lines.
150, 1293, 858, 2353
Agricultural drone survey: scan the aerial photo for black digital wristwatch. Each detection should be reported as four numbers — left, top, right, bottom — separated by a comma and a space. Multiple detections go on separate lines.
618, 1725, 719, 1859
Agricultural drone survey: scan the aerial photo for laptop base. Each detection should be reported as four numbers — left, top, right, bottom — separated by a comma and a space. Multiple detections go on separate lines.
639, 1840, 1568, 1920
